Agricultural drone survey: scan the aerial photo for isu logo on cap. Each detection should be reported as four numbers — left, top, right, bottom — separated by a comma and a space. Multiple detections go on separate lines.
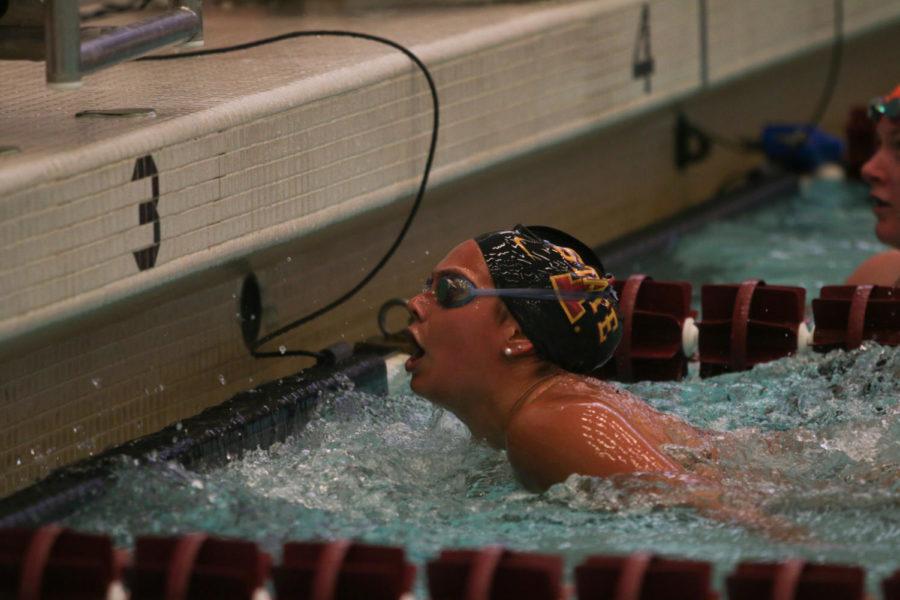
549, 268, 610, 325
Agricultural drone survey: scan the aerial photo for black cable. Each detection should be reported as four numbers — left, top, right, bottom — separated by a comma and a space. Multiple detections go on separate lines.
806, 0, 844, 129
139, 31, 439, 361
684, 0, 844, 153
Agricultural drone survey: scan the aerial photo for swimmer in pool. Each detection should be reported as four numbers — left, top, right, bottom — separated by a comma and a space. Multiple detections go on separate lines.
846, 84, 900, 287
404, 225, 713, 492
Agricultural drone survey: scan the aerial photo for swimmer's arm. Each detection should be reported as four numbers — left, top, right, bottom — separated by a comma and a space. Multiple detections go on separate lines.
846, 249, 900, 286
505, 401, 681, 492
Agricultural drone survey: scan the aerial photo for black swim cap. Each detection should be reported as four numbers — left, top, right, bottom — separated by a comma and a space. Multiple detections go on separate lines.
475, 225, 622, 374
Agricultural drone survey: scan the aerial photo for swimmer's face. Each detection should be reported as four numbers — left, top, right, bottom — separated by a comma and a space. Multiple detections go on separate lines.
862, 117, 900, 248
405, 240, 513, 408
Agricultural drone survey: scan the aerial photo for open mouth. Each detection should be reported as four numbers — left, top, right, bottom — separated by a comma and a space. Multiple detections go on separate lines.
872, 195, 891, 209
403, 330, 425, 371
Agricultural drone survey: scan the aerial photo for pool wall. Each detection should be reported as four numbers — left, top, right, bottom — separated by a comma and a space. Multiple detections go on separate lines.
1, 1, 899, 497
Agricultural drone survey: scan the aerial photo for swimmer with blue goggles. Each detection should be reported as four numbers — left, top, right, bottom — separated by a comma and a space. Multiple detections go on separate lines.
869, 93, 900, 123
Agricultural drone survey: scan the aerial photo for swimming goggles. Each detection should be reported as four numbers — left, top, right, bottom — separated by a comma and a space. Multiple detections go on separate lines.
868, 95, 900, 122
425, 273, 605, 309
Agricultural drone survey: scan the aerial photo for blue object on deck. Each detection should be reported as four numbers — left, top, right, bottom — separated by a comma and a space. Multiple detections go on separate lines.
761, 124, 844, 172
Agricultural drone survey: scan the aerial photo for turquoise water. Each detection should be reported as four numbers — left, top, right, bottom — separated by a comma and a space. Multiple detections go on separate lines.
65, 178, 900, 594
621, 176, 886, 303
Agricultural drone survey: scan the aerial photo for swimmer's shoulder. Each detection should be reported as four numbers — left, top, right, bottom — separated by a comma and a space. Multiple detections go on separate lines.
505, 388, 679, 491
504, 394, 609, 491
846, 249, 900, 287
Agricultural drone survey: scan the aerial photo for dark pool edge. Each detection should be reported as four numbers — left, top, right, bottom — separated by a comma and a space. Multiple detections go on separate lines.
599, 166, 799, 273
0, 351, 390, 528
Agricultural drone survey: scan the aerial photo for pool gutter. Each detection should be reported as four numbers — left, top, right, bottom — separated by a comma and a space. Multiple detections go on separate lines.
0, 351, 389, 528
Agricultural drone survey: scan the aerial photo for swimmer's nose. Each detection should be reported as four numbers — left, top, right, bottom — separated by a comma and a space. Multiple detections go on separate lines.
861, 149, 885, 187
407, 293, 426, 322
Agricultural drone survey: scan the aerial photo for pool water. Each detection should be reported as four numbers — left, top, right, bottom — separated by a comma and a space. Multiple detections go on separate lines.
64, 178, 900, 594
620, 176, 886, 303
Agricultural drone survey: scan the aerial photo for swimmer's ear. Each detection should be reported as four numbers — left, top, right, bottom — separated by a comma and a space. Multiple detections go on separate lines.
505, 329, 535, 356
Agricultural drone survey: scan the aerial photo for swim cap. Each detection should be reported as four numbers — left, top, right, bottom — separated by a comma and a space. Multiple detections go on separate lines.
475, 225, 622, 374
888, 85, 900, 102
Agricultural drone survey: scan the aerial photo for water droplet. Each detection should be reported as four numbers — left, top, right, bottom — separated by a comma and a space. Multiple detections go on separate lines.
91, 377, 102, 388
175, 422, 183, 431
286, 256, 292, 263
218, 374, 227, 385
16, 458, 21, 466
278, 345, 287, 355
29, 448, 35, 456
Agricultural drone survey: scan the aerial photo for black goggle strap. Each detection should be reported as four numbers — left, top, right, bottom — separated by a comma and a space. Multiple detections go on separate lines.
869, 96, 900, 122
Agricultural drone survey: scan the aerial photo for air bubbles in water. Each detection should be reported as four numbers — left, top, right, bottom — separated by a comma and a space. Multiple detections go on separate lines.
175, 422, 183, 431
279, 345, 287, 355
218, 374, 227, 385
91, 377, 102, 388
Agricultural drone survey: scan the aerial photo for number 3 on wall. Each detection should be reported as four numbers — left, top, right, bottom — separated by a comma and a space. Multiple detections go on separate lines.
633, 3, 655, 94
132, 155, 160, 271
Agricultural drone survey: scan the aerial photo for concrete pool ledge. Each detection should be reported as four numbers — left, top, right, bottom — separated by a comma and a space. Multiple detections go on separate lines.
2, 0, 900, 499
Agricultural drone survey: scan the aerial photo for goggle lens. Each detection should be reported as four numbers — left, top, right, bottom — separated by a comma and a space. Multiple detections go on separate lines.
435, 275, 475, 308
868, 96, 900, 122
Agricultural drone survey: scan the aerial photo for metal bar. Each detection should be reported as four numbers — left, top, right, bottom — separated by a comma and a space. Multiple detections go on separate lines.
80, 8, 201, 74
175, 0, 203, 46
45, 0, 81, 89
